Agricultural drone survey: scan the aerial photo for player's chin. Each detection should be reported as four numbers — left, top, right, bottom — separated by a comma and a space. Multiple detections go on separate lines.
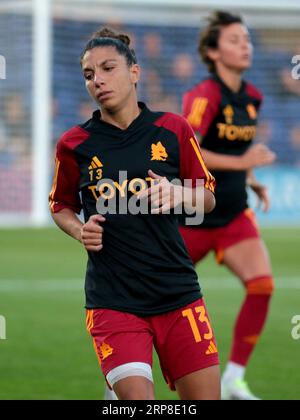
230, 64, 251, 74
229, 58, 252, 73
239, 59, 252, 71
97, 97, 118, 112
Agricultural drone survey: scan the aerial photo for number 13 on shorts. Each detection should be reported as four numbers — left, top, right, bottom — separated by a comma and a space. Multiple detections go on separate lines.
182, 306, 213, 343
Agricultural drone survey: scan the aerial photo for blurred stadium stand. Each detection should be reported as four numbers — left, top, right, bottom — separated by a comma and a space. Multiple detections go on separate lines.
0, 0, 299, 225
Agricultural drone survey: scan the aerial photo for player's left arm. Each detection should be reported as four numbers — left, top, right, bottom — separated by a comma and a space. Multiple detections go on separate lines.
137, 118, 216, 215
247, 169, 270, 212
179, 120, 216, 214
246, 90, 271, 213
138, 169, 215, 215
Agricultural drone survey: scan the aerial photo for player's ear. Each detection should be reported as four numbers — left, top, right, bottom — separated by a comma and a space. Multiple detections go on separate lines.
206, 48, 220, 63
130, 64, 140, 85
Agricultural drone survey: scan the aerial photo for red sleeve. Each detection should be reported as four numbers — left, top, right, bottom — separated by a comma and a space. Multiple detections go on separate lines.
49, 127, 89, 214
183, 80, 221, 138
179, 118, 215, 192
245, 82, 264, 110
154, 113, 215, 191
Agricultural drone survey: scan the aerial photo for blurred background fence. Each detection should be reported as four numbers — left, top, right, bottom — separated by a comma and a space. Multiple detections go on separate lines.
0, 0, 299, 226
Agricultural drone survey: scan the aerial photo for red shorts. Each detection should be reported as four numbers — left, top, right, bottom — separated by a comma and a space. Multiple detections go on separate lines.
180, 209, 260, 264
86, 298, 219, 390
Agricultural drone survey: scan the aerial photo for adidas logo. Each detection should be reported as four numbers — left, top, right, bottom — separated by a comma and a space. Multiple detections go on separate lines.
223, 105, 234, 124
89, 156, 103, 170
206, 340, 218, 355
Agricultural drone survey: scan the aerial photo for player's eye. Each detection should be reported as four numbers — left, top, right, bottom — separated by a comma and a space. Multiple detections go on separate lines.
104, 67, 114, 72
229, 37, 239, 44
84, 73, 93, 81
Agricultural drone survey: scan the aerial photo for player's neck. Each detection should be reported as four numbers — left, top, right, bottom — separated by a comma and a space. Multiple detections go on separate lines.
100, 96, 141, 130
216, 65, 243, 93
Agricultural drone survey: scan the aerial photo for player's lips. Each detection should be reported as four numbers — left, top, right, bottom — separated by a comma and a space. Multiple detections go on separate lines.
242, 54, 251, 60
97, 91, 113, 101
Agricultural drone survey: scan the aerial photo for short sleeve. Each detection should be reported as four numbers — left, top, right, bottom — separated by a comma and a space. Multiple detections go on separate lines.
179, 119, 215, 192
183, 81, 221, 138
49, 137, 82, 214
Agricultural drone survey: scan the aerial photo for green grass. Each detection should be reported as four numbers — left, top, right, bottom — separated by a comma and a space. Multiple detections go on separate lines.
0, 227, 299, 400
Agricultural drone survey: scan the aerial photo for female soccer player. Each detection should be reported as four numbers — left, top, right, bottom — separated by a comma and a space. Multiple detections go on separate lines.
180, 11, 276, 400
49, 28, 220, 400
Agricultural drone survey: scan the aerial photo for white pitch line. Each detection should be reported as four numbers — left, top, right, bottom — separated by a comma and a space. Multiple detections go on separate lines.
0, 278, 299, 292
0, 279, 84, 292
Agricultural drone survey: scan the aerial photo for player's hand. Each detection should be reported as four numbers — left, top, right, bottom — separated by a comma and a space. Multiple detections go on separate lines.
242, 144, 276, 170
81, 214, 105, 252
137, 170, 183, 214
249, 181, 271, 213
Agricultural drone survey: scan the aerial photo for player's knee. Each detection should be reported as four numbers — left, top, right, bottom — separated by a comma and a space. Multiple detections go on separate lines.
117, 389, 153, 400
268, 277, 275, 296
246, 276, 275, 296
107, 363, 154, 400
114, 382, 154, 400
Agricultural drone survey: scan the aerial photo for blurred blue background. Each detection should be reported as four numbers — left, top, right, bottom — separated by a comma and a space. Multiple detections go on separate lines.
0, 8, 299, 224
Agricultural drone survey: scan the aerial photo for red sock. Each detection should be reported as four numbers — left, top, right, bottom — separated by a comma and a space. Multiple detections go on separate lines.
230, 276, 274, 366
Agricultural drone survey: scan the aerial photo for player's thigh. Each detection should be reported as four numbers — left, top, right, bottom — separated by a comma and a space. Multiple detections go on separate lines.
175, 365, 221, 400
179, 226, 212, 264
223, 238, 272, 282
87, 308, 154, 396
152, 298, 220, 394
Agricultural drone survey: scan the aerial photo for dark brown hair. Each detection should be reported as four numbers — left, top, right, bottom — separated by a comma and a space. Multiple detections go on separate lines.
80, 27, 137, 67
199, 11, 243, 73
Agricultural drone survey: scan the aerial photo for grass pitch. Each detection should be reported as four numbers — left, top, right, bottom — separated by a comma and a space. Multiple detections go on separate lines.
0, 227, 299, 400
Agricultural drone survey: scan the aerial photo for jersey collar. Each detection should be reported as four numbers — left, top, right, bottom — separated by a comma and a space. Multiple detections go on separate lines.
213, 74, 246, 95
91, 102, 150, 132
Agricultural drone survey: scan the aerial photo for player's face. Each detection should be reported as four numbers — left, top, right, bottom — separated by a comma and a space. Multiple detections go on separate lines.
211, 23, 253, 73
81, 46, 140, 112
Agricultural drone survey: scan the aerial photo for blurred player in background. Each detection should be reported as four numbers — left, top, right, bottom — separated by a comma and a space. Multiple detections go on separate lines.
49, 28, 220, 400
180, 11, 276, 400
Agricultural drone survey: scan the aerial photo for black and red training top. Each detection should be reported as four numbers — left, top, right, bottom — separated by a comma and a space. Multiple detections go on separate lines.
183, 75, 263, 227
50, 102, 215, 316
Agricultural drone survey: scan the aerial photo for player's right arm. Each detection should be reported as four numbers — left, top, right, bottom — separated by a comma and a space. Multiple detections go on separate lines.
49, 133, 105, 252
183, 86, 275, 171
51, 207, 82, 242
52, 209, 105, 252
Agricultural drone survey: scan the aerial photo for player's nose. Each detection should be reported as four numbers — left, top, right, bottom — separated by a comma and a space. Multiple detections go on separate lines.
93, 72, 105, 86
